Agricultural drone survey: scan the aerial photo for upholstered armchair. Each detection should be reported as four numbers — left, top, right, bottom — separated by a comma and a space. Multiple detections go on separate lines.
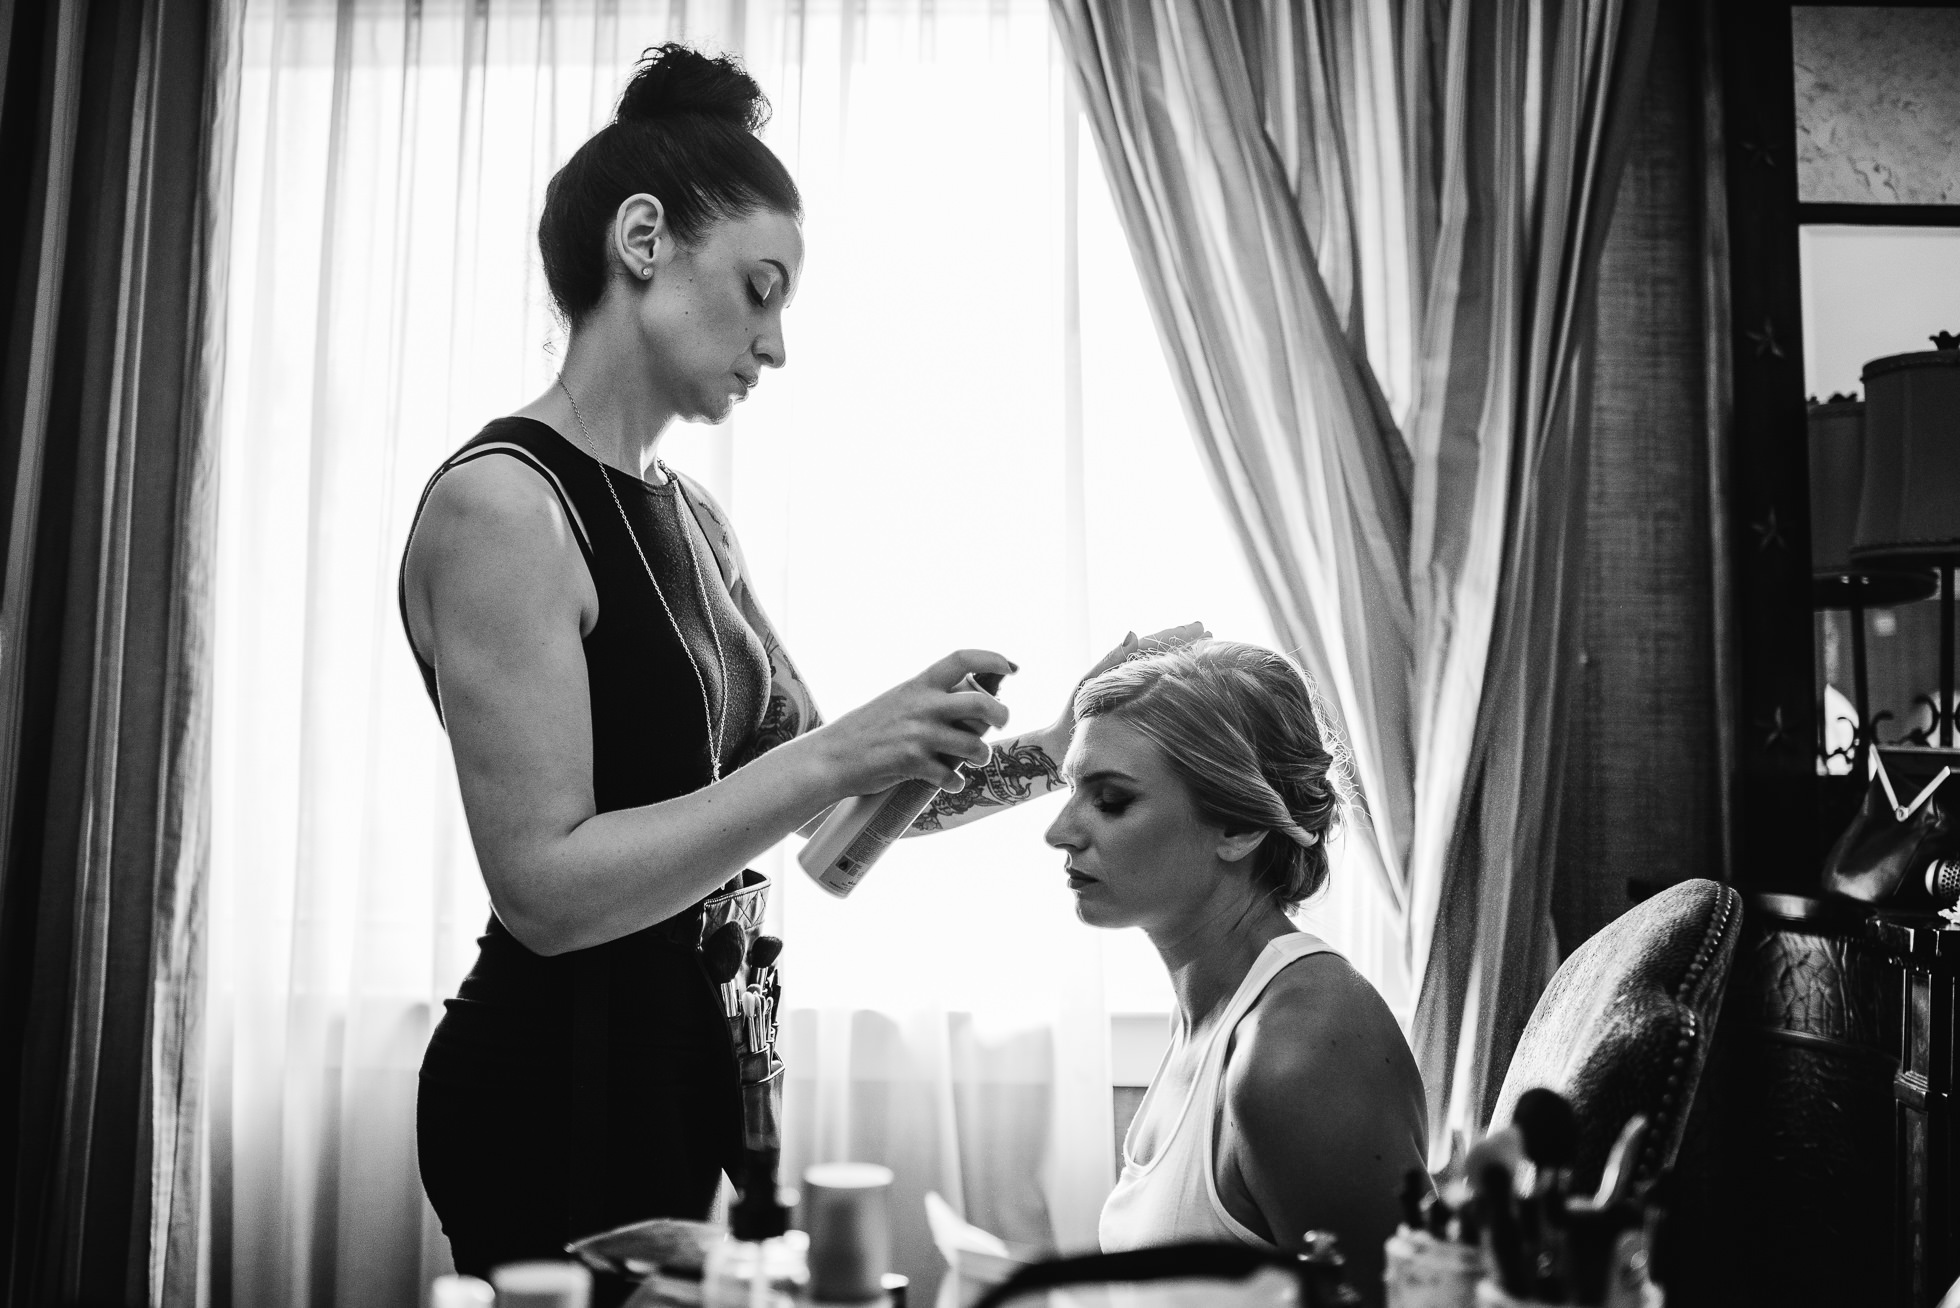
1490, 878, 1743, 1194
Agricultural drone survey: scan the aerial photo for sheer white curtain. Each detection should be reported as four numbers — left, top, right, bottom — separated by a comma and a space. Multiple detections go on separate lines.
206, 2, 1390, 1305
1051, 0, 1657, 1141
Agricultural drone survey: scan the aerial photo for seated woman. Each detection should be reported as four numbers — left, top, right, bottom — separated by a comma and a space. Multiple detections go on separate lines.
1045, 640, 1426, 1302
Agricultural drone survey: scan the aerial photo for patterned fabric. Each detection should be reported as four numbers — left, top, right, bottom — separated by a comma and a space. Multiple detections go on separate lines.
669, 470, 824, 767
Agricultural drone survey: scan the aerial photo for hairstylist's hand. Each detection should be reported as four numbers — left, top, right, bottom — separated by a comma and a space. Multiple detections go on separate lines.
813, 649, 1015, 796
1053, 622, 1209, 736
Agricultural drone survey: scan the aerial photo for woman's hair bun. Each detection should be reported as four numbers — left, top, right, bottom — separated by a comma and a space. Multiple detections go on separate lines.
1072, 639, 1352, 911
540, 42, 799, 324
616, 42, 771, 133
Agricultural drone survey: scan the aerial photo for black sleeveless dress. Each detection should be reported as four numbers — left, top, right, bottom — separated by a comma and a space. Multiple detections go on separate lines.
401, 417, 773, 1276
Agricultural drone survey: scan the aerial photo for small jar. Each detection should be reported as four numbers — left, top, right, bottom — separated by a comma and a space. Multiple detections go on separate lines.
1383, 1229, 1482, 1308
701, 1228, 809, 1308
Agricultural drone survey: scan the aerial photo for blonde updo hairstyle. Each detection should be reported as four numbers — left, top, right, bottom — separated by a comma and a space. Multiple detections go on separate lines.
1073, 640, 1343, 909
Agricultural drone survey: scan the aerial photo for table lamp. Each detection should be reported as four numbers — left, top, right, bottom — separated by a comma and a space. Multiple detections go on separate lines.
1848, 335, 1960, 745
1811, 395, 1937, 772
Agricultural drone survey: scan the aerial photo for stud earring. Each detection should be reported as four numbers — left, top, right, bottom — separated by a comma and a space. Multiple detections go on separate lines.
640, 266, 653, 279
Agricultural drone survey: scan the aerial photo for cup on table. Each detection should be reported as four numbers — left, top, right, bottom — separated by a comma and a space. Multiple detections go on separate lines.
431, 1274, 495, 1308
491, 1260, 593, 1308
803, 1162, 895, 1304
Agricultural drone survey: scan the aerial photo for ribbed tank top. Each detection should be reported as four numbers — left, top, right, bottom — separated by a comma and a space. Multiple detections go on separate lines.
397, 414, 773, 1011
400, 416, 769, 799
1099, 932, 1341, 1253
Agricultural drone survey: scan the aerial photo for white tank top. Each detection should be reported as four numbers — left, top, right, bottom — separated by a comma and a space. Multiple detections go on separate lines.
1099, 932, 1340, 1253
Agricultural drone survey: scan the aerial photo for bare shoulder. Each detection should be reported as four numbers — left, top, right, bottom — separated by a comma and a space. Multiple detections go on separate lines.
413, 454, 581, 556
1225, 949, 1425, 1134
405, 453, 595, 654
1217, 945, 1427, 1273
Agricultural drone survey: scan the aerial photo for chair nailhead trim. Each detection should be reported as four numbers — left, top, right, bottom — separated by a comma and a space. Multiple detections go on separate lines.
1639, 886, 1738, 1182
1675, 888, 1736, 1006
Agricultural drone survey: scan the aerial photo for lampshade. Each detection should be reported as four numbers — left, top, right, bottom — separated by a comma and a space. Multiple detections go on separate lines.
1810, 394, 1939, 608
1850, 345, 1960, 564
1810, 397, 1864, 572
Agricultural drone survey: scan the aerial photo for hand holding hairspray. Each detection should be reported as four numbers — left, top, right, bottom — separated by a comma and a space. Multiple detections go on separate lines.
798, 671, 1005, 897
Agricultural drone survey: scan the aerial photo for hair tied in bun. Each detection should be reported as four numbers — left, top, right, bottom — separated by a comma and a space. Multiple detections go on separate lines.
616, 42, 772, 134
1074, 640, 1344, 910
537, 41, 801, 324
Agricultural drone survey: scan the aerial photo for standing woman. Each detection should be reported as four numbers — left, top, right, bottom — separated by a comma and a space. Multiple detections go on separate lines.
400, 43, 1164, 1275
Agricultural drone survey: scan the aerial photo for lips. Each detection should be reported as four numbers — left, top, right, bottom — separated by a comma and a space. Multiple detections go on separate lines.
1065, 866, 1098, 888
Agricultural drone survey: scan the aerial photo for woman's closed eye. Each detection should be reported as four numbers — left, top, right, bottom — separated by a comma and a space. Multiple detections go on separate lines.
1091, 790, 1133, 816
748, 270, 784, 308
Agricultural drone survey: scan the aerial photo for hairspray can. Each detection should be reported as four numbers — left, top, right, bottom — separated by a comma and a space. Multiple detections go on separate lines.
797, 672, 1004, 897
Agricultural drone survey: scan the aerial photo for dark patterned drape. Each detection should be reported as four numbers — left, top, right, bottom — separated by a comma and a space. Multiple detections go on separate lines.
1555, 0, 1733, 951
0, 0, 222, 1302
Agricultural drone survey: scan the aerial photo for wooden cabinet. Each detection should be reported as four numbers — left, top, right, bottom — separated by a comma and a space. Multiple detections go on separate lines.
1875, 917, 1958, 1306
1711, 895, 1958, 1306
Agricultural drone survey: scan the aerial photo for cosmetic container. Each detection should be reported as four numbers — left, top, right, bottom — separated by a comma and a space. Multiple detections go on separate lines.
489, 1261, 592, 1308
700, 1232, 808, 1308
430, 1274, 495, 1308
1383, 1229, 1481, 1308
801, 1163, 896, 1304
1469, 1227, 1664, 1308
798, 674, 1005, 897
704, 1154, 808, 1308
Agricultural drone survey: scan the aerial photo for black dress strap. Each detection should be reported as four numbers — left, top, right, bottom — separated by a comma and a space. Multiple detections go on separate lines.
418, 439, 597, 557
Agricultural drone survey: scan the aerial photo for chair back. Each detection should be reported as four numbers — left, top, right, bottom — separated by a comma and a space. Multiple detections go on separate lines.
1490, 878, 1742, 1191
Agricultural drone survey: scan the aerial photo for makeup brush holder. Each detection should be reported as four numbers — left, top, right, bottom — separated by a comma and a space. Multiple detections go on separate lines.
1384, 1231, 1482, 1308
699, 870, 772, 1024
701, 871, 785, 1159
699, 869, 770, 947
741, 1057, 786, 1152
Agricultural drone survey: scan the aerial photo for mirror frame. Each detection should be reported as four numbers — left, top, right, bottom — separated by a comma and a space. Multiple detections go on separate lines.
1713, 0, 1960, 887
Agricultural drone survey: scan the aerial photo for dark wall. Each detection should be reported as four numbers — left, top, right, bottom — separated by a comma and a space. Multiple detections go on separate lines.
1555, 0, 1726, 955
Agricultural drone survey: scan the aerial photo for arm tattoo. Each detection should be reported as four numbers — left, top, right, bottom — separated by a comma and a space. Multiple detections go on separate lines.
743, 692, 804, 760
912, 738, 1065, 832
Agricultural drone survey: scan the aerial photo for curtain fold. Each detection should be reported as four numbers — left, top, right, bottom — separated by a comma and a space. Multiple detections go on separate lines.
1051, 0, 1658, 1139
1407, 0, 1659, 1136
0, 0, 223, 1304
1049, 0, 1418, 920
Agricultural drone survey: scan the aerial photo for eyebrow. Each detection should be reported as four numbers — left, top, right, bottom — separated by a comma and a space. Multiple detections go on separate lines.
1067, 767, 1139, 787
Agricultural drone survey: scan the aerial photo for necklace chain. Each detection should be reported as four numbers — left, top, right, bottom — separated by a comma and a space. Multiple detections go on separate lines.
557, 376, 729, 780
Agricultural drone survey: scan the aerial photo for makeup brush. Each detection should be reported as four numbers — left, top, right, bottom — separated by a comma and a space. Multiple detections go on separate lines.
747, 934, 784, 972
1472, 1155, 1530, 1297
1420, 1190, 1455, 1240
1512, 1087, 1578, 1189
1587, 1114, 1650, 1212
1560, 1115, 1651, 1306
1511, 1089, 1578, 1300
1466, 1129, 1520, 1255
1398, 1169, 1427, 1230
702, 921, 748, 985
1465, 1125, 1524, 1180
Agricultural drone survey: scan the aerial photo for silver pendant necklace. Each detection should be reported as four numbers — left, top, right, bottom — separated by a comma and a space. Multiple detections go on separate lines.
556, 376, 729, 781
